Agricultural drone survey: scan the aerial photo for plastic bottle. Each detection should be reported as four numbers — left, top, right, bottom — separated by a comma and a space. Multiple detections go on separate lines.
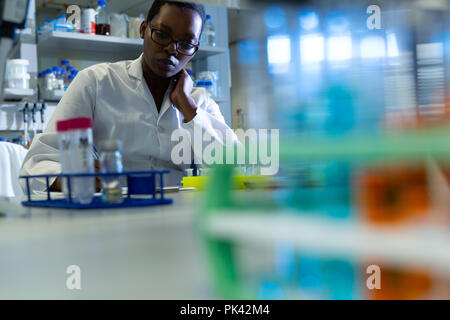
57, 69, 65, 90
52, 67, 64, 90
201, 15, 216, 47
95, 0, 111, 36
99, 139, 124, 203
204, 80, 214, 96
66, 117, 95, 204
44, 69, 56, 91
56, 119, 72, 200
67, 74, 76, 85
60, 60, 70, 69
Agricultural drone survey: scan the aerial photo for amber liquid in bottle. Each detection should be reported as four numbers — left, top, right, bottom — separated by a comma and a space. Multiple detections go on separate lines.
95, 24, 110, 36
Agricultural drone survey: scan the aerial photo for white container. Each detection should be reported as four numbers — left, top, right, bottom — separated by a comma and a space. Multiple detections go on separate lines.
7, 74, 30, 89
111, 13, 128, 38
82, 8, 96, 34
56, 119, 72, 201
66, 117, 95, 204
6, 59, 29, 78
128, 14, 144, 39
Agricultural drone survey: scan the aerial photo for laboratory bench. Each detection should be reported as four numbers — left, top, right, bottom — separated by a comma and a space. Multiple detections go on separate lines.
0, 190, 216, 299
1, 185, 448, 300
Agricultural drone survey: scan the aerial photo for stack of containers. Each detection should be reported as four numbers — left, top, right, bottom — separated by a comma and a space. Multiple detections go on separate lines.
5, 59, 31, 90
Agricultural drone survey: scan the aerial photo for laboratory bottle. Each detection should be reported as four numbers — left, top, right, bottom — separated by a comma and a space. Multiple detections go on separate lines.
99, 139, 124, 203
67, 74, 75, 85
66, 117, 95, 204
44, 69, 56, 91
60, 60, 70, 70
201, 15, 216, 47
95, 0, 111, 36
204, 80, 214, 96
58, 69, 66, 90
56, 119, 72, 200
52, 67, 61, 89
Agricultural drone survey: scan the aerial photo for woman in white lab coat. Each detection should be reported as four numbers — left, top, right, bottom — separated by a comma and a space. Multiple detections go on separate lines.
20, 0, 238, 192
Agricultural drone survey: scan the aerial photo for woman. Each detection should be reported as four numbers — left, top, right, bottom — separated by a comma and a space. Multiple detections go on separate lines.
20, 1, 238, 192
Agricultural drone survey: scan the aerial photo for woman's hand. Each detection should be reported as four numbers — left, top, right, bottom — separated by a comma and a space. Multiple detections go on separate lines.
170, 69, 197, 123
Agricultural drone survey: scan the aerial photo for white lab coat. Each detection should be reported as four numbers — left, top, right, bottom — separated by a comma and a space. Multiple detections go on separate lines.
20, 54, 238, 192
0, 142, 28, 197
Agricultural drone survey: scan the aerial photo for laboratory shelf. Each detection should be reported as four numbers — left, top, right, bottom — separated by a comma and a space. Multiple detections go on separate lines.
204, 210, 450, 278
37, 31, 227, 61
2, 88, 35, 101
280, 126, 450, 163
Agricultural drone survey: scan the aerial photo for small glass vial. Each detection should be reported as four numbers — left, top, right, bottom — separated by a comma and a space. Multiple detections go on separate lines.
99, 140, 123, 203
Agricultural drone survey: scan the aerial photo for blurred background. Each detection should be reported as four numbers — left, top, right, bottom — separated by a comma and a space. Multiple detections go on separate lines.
203, 0, 450, 300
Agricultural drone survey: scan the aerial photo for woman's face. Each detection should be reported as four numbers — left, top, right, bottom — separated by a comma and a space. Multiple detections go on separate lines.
140, 4, 202, 78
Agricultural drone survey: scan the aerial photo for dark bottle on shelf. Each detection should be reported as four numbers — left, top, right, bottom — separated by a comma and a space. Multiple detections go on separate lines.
95, 24, 110, 36
95, 0, 110, 36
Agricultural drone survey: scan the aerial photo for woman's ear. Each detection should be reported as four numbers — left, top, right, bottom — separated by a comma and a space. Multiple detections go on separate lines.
139, 20, 147, 39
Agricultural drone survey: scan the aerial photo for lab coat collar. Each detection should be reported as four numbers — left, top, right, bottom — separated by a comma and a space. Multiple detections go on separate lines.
127, 53, 175, 122
128, 53, 144, 81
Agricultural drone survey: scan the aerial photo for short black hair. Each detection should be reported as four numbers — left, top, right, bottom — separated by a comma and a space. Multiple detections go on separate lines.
146, 1, 206, 36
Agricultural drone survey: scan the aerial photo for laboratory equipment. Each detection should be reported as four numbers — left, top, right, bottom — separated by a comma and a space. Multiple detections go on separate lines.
82, 8, 96, 34
20, 171, 173, 209
110, 13, 128, 38
5, 59, 30, 90
95, 0, 111, 36
0, 0, 31, 101
128, 14, 145, 39
54, 14, 73, 32
99, 139, 124, 203
6, 59, 29, 77
56, 119, 72, 200
66, 117, 95, 204
201, 14, 216, 47
6, 73, 30, 89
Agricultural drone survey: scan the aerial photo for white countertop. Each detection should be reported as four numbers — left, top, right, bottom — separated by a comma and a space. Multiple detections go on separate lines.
0, 191, 216, 299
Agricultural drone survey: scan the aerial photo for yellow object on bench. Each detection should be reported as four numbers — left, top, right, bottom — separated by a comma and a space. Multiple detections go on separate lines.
181, 175, 272, 190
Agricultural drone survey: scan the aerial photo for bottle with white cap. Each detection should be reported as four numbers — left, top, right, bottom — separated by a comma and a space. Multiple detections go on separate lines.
66, 117, 95, 204
99, 139, 123, 203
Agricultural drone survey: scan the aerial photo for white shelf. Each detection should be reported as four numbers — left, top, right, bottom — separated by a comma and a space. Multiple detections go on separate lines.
205, 210, 450, 278
2, 88, 35, 101
38, 31, 227, 61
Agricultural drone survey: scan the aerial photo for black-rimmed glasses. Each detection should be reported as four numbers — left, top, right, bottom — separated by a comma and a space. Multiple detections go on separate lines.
150, 28, 199, 56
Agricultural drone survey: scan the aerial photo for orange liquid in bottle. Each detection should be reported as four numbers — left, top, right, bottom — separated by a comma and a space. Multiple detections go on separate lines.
356, 166, 429, 224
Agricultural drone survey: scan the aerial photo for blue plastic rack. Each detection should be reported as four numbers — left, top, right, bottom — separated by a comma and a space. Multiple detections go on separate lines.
19, 170, 173, 209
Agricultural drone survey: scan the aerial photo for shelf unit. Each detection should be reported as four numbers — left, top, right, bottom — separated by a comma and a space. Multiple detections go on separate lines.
38, 31, 228, 62
36, 4, 232, 125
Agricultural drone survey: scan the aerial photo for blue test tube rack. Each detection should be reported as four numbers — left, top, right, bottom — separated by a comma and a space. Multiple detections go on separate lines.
19, 170, 173, 209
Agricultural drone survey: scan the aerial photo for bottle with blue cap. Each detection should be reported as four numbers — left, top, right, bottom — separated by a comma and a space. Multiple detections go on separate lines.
203, 79, 214, 96
60, 60, 70, 69
44, 68, 56, 91
95, 0, 111, 36
201, 14, 216, 47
